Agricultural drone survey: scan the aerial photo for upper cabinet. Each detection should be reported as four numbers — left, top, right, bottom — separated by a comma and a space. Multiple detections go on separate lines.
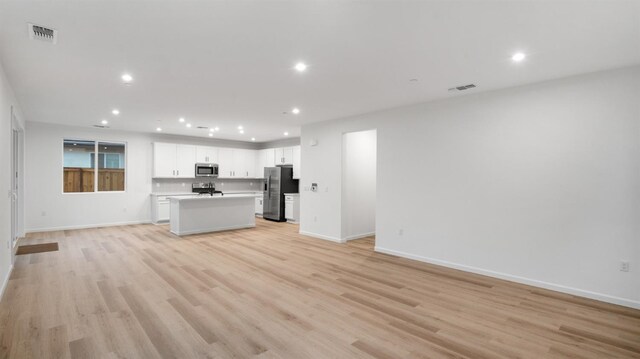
255, 149, 275, 178
153, 143, 196, 178
196, 146, 218, 163
275, 147, 294, 165
218, 148, 234, 178
153, 142, 299, 180
217, 148, 256, 178
292, 145, 301, 179
153, 143, 177, 178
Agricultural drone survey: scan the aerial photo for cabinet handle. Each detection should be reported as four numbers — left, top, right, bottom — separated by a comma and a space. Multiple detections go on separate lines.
173, 170, 175, 175
177, 170, 179, 176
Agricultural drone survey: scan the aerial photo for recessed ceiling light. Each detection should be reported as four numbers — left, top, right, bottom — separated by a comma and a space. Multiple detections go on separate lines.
512, 52, 526, 62
156, 127, 162, 132
251, 137, 256, 141
101, 119, 108, 125
186, 123, 192, 128
112, 109, 120, 115
121, 73, 133, 83
284, 132, 289, 136
208, 133, 213, 137
294, 62, 307, 72
214, 127, 220, 131
237, 125, 243, 130
291, 108, 300, 115
179, 117, 185, 123
239, 130, 244, 134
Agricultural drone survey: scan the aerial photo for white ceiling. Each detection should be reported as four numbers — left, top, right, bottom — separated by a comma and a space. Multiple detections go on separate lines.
1, 1, 639, 142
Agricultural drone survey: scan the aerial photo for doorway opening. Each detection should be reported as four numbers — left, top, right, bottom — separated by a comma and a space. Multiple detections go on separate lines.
341, 129, 377, 247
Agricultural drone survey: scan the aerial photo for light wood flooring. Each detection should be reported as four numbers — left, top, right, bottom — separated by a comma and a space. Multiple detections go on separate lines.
1, 219, 639, 358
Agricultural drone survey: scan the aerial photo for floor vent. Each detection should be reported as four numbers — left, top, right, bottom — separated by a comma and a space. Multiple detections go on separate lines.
448, 84, 476, 92
28, 23, 57, 44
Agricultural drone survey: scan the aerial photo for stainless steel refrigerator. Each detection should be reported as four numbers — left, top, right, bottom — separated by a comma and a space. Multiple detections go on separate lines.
263, 166, 298, 221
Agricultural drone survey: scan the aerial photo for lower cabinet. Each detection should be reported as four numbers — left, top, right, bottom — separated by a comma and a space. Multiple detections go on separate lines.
151, 194, 191, 223
284, 194, 300, 223
255, 195, 263, 216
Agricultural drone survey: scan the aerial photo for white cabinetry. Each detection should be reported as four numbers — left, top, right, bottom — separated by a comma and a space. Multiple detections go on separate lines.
233, 149, 255, 178
151, 194, 192, 223
284, 194, 300, 223
176, 145, 196, 178
255, 149, 275, 178
153, 143, 196, 178
255, 193, 263, 215
217, 148, 233, 177
275, 147, 294, 165
153, 142, 299, 180
196, 146, 218, 163
217, 148, 257, 178
153, 143, 177, 178
292, 145, 301, 179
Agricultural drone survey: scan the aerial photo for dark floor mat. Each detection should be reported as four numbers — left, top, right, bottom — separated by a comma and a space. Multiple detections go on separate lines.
16, 242, 59, 255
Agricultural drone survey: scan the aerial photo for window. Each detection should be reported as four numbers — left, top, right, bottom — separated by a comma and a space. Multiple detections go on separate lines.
63, 139, 126, 193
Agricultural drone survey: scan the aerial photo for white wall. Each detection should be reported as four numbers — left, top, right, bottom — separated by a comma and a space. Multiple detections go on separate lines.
0, 60, 26, 297
341, 129, 376, 240
25, 122, 262, 232
301, 66, 640, 308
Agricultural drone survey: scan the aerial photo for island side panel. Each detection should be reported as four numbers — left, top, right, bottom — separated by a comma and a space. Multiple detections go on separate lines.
170, 197, 256, 236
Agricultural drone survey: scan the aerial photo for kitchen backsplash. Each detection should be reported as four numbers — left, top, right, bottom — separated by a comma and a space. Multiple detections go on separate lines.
152, 178, 265, 193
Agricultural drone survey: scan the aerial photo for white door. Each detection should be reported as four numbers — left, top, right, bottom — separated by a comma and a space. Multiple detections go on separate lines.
153, 143, 177, 177
282, 147, 294, 165
292, 145, 301, 179
264, 148, 276, 167
232, 149, 246, 178
176, 145, 196, 178
218, 148, 234, 177
196, 146, 218, 163
255, 150, 265, 178
244, 150, 256, 178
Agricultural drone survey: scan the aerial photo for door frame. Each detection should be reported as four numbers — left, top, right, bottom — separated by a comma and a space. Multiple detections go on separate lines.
10, 106, 24, 258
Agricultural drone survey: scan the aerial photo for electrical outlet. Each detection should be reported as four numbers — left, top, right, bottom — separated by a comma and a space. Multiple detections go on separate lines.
398, 229, 404, 236
620, 261, 630, 272
41, 211, 46, 216
314, 216, 318, 222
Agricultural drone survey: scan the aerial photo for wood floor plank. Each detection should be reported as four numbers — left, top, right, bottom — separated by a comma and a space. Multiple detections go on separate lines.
1, 219, 638, 358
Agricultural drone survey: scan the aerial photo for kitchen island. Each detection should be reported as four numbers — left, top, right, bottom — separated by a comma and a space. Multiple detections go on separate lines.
169, 193, 256, 236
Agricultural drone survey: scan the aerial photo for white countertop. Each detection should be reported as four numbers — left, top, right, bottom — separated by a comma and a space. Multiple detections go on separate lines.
168, 193, 256, 201
284, 193, 300, 196
152, 190, 261, 197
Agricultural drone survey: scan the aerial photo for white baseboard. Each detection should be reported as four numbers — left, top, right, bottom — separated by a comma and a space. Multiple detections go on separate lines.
0, 264, 14, 301
344, 232, 375, 241
299, 230, 345, 243
26, 220, 151, 233
375, 246, 640, 310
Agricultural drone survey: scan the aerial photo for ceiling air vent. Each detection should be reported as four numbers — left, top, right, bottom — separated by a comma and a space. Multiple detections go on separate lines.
28, 23, 57, 44
92, 125, 109, 129
448, 84, 476, 92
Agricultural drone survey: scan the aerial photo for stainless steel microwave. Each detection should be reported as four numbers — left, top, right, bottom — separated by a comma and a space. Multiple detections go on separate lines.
195, 163, 219, 177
